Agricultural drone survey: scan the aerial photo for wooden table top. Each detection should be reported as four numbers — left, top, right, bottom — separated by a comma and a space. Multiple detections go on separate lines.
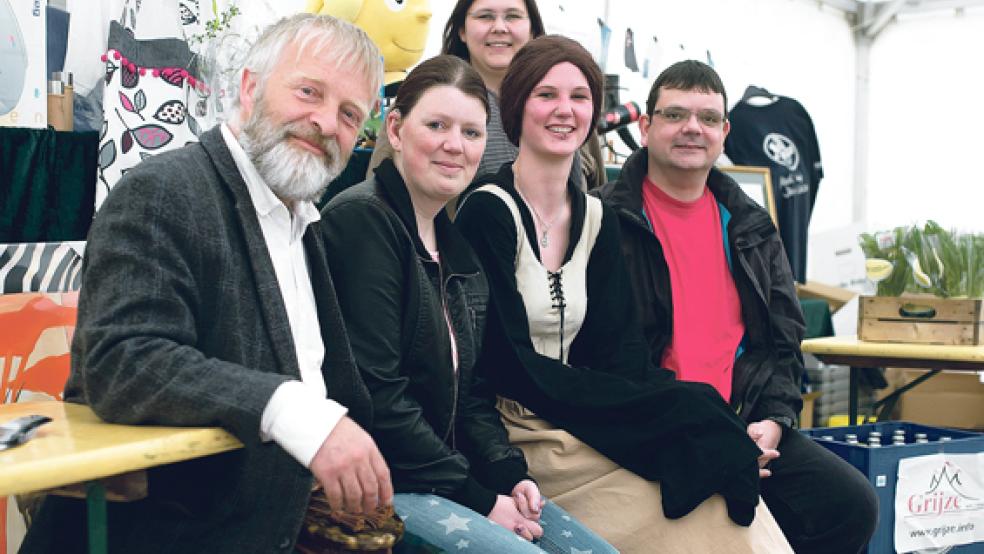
801, 336, 984, 370
0, 401, 242, 497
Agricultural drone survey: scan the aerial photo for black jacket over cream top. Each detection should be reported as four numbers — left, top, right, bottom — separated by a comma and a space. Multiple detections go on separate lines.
597, 147, 805, 427
320, 159, 529, 515
456, 164, 764, 526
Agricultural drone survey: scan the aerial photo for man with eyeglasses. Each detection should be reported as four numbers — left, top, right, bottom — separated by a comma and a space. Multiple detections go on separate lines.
598, 60, 877, 554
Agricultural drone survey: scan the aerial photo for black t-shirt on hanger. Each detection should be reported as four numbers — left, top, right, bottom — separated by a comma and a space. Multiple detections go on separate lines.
724, 96, 822, 283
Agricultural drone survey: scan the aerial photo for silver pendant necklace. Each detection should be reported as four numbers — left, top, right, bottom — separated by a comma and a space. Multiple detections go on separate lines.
514, 184, 558, 248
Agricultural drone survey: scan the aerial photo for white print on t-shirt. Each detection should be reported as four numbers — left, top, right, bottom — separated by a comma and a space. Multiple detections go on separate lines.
762, 133, 800, 171
777, 173, 810, 198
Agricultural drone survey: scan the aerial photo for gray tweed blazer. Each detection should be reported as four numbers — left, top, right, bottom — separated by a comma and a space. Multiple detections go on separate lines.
30, 126, 372, 553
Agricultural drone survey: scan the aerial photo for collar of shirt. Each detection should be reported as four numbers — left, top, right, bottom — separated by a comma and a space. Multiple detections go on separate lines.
220, 123, 321, 242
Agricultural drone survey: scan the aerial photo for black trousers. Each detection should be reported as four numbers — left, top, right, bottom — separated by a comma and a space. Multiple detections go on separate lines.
762, 429, 879, 553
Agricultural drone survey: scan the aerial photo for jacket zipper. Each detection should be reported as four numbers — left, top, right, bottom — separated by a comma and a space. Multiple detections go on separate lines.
731, 224, 777, 318
732, 233, 778, 418
433, 261, 460, 450
440, 266, 482, 450
734, 238, 768, 307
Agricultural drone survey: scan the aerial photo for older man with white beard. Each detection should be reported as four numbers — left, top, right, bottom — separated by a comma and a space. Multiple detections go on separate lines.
21, 14, 391, 554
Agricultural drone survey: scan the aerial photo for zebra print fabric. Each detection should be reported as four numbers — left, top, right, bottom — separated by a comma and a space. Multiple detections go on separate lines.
0, 242, 85, 294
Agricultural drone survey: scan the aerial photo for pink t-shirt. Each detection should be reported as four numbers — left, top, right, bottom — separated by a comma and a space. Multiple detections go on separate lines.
641, 177, 744, 401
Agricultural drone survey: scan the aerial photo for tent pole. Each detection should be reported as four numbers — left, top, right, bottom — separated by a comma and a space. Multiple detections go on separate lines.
852, 4, 873, 228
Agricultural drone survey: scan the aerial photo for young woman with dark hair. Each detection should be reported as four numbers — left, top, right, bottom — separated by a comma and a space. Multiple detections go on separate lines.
322, 54, 615, 553
456, 36, 794, 553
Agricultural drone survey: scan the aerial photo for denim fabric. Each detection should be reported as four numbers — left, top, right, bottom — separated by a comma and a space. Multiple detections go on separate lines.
393, 494, 617, 554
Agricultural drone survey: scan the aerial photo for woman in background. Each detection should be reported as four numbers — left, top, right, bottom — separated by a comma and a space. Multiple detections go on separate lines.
368, 0, 600, 196
321, 55, 615, 554
456, 35, 793, 553
439, 0, 545, 181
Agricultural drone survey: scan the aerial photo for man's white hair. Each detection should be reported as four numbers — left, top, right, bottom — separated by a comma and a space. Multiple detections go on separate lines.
234, 13, 383, 118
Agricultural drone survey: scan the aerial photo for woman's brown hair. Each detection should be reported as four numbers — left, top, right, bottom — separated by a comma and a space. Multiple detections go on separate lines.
498, 35, 604, 146
392, 55, 489, 122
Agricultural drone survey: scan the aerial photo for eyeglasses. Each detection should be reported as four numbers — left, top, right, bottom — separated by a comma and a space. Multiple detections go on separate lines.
467, 9, 529, 25
652, 107, 726, 128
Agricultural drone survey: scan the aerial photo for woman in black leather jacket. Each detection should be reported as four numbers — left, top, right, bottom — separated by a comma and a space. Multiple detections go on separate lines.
320, 55, 613, 554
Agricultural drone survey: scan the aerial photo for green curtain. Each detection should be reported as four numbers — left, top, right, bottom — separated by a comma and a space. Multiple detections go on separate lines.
1, 127, 97, 242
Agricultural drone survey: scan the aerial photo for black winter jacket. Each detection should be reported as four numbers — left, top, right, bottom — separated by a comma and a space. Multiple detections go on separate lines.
320, 159, 529, 515
597, 148, 805, 426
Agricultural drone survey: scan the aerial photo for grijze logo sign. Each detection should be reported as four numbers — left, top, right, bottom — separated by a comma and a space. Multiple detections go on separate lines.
895, 453, 984, 552
907, 462, 978, 516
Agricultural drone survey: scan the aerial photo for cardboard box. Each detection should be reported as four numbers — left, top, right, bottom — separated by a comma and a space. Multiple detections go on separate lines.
898, 370, 984, 430
800, 391, 820, 429
806, 224, 868, 294
803, 422, 984, 554
797, 280, 857, 314
0, 0, 46, 128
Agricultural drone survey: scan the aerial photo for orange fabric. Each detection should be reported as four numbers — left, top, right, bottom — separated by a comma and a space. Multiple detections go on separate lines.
0, 293, 78, 403
0, 292, 78, 552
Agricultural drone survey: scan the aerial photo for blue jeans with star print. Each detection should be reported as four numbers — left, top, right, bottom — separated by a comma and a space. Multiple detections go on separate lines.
392, 493, 618, 553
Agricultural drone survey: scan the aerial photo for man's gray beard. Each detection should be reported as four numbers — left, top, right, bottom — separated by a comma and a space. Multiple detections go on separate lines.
239, 100, 347, 204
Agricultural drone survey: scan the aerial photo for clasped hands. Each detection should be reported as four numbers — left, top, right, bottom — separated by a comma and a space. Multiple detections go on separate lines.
489, 479, 546, 542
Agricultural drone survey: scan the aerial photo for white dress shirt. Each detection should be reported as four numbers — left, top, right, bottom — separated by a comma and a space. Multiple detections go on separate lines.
221, 123, 346, 467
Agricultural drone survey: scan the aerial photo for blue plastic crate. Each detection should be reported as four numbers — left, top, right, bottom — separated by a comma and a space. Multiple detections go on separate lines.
803, 422, 984, 553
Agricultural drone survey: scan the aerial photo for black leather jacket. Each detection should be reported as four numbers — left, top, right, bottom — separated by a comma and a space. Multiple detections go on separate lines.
598, 148, 805, 426
320, 159, 528, 515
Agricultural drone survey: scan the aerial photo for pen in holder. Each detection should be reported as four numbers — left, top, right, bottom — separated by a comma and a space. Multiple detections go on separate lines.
47, 71, 74, 131
52, 71, 74, 131
46, 80, 67, 131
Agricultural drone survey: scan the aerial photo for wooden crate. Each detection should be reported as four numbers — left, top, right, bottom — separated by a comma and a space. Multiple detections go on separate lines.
858, 295, 984, 345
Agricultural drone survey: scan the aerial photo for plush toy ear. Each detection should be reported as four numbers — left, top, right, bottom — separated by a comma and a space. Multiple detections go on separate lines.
308, 0, 365, 23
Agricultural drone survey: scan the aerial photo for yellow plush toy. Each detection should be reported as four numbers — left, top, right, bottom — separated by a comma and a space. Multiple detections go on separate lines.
305, 0, 432, 85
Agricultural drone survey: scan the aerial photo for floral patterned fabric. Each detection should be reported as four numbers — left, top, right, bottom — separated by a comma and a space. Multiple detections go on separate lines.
96, 19, 208, 209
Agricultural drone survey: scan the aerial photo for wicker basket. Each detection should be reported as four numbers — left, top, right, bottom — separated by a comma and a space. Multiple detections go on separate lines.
294, 488, 404, 554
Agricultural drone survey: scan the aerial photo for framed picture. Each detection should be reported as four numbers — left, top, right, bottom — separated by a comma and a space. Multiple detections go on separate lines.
719, 165, 777, 226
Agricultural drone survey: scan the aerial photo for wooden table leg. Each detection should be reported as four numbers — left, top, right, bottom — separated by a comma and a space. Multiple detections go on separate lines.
849, 366, 858, 425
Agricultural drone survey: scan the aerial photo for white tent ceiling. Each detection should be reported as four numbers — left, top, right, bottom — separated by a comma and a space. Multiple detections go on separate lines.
824, 0, 984, 223
828, 0, 984, 36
